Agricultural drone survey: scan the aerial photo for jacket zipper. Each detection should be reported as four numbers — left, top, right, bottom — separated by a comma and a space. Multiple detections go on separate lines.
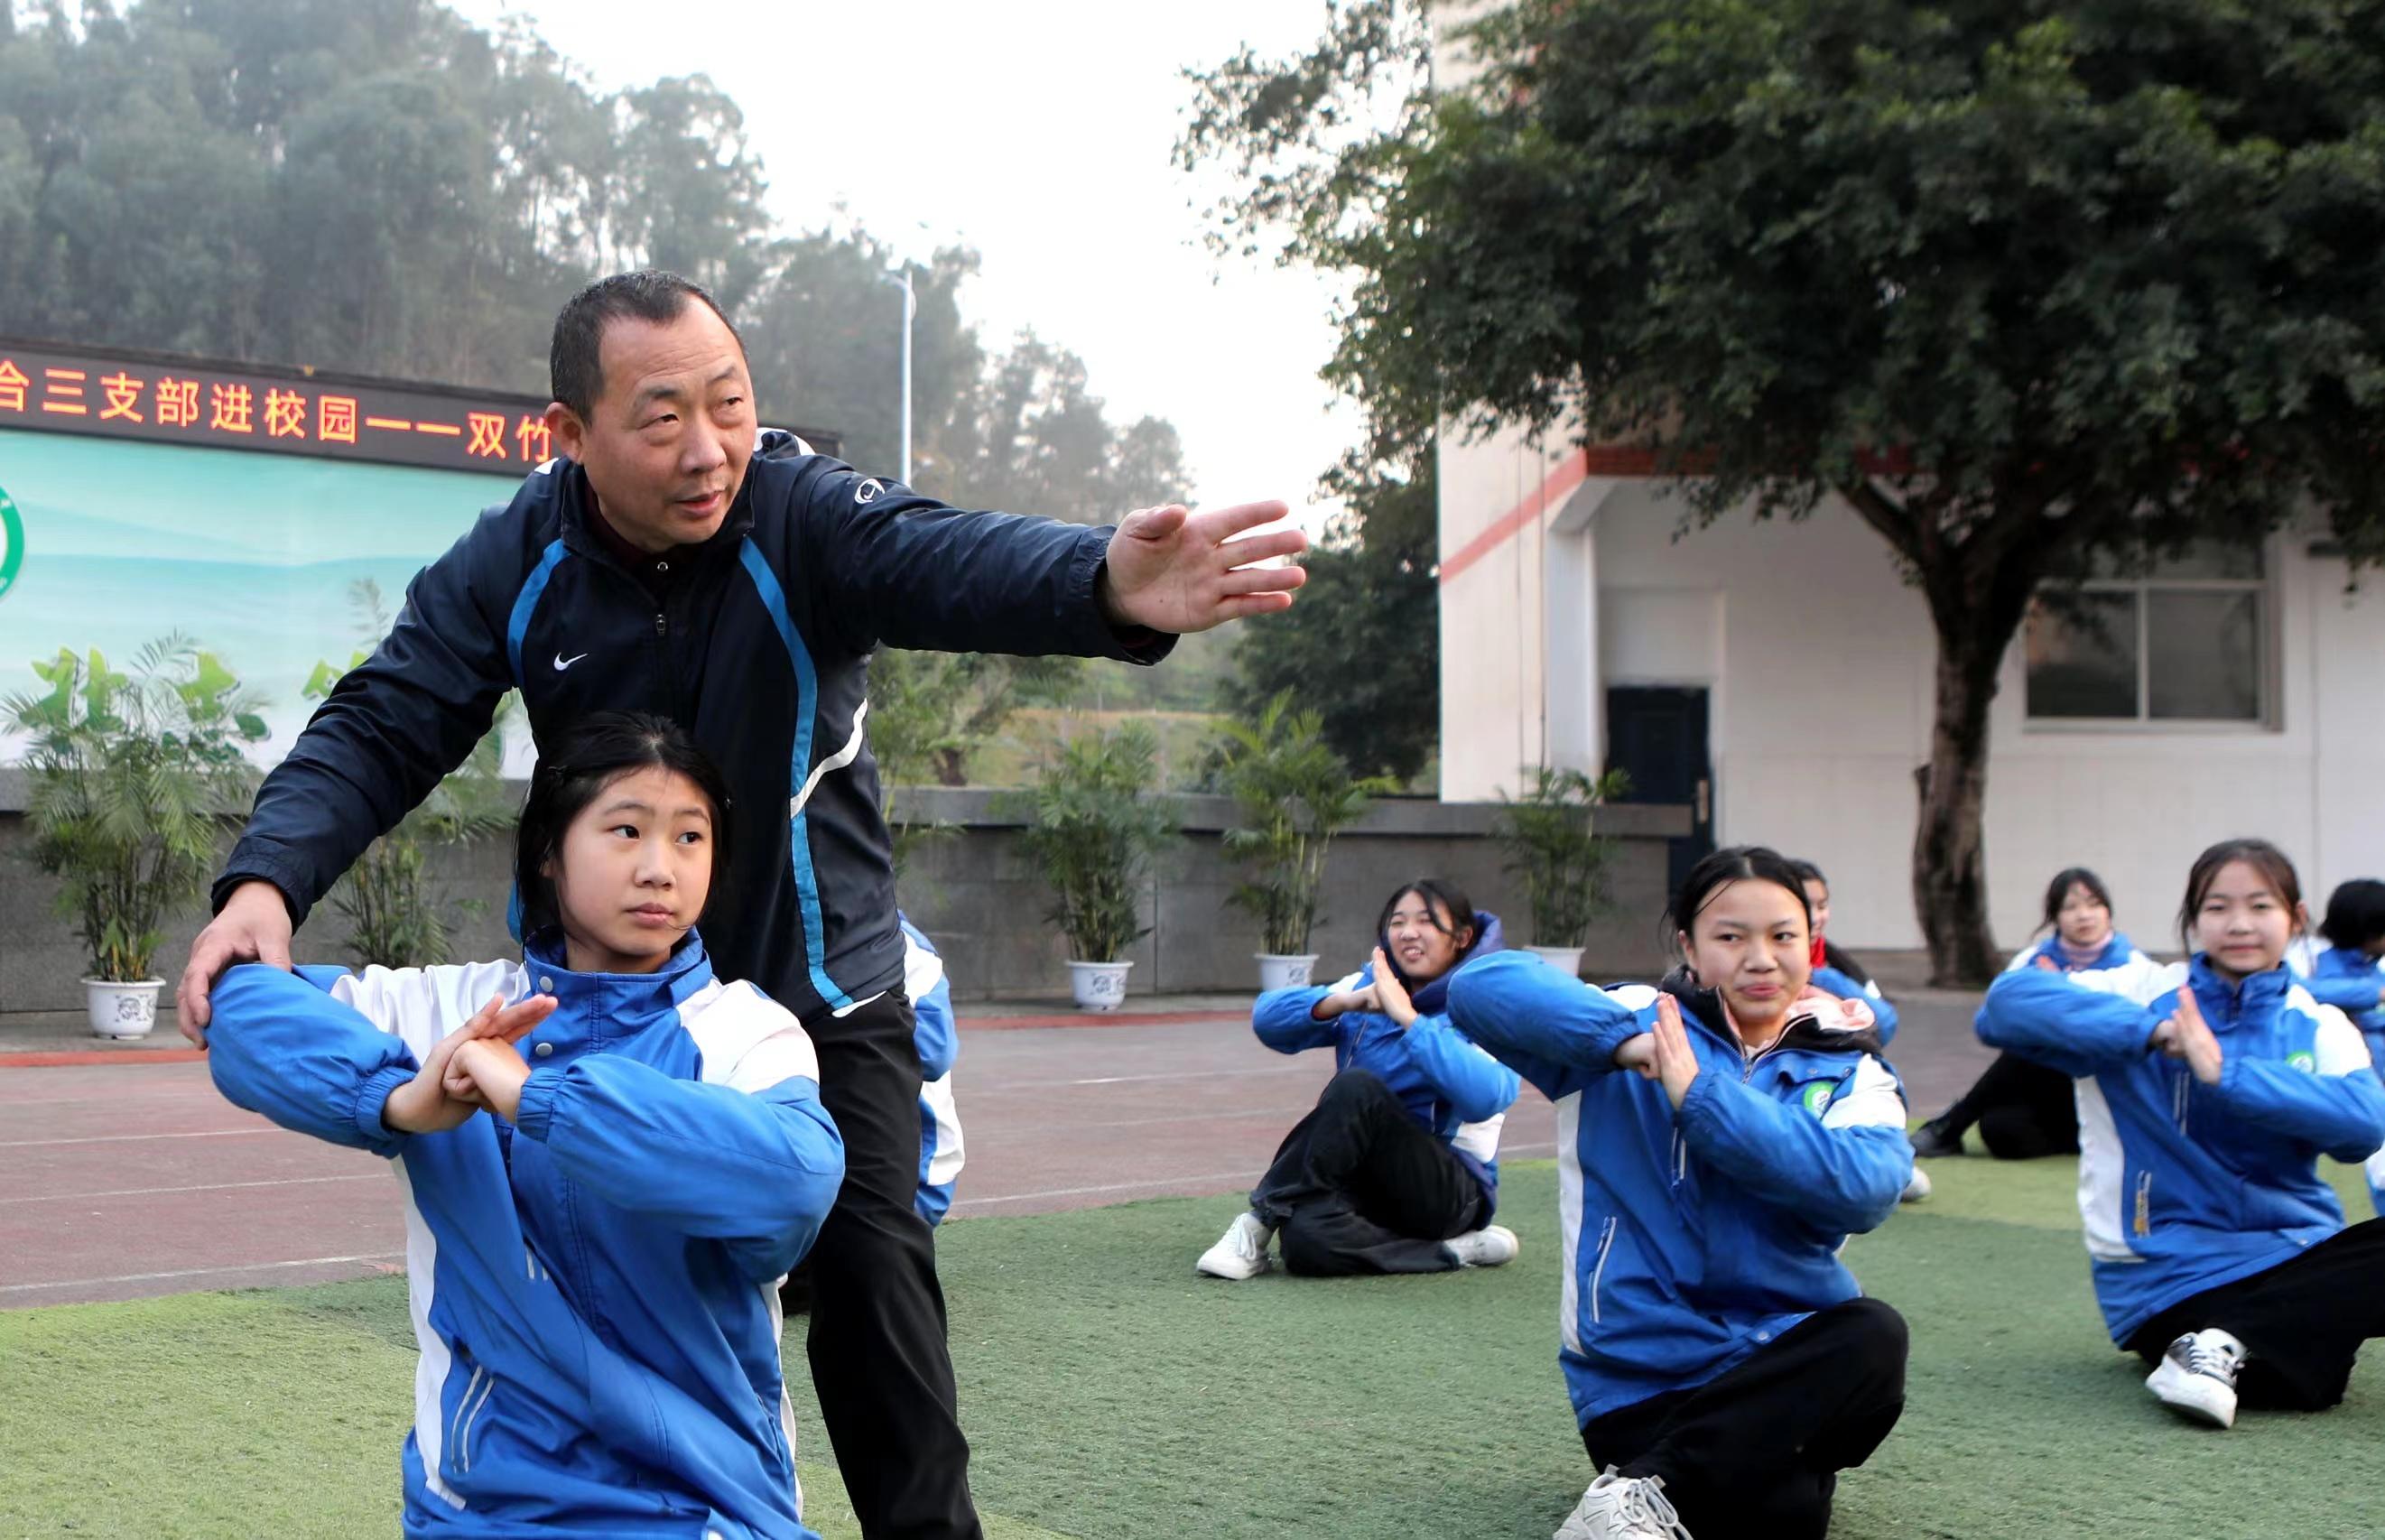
1588, 1216, 1619, 1324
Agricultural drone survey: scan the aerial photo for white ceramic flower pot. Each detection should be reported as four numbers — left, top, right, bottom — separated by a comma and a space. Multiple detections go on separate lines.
1527, 945, 1586, 979
1255, 952, 1321, 992
85, 977, 164, 1039
1067, 960, 1134, 1012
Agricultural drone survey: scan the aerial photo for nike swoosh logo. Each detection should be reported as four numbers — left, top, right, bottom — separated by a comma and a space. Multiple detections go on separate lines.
553, 652, 589, 671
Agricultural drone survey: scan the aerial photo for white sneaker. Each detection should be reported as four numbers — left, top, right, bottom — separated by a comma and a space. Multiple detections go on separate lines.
2146, 1328, 2244, 1428
1900, 1166, 1932, 1202
1554, 1468, 1694, 1540
1195, 1212, 1274, 1279
1447, 1224, 1521, 1267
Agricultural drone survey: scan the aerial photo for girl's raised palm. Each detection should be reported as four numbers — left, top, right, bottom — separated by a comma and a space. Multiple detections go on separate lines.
1369, 949, 1418, 1027
2167, 989, 2226, 1085
1650, 993, 1703, 1109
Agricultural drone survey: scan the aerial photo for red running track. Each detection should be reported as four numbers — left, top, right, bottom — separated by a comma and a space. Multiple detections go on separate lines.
0, 1016, 1555, 1309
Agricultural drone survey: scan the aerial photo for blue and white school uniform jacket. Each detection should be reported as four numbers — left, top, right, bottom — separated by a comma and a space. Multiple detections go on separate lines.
901, 917, 966, 1228
2004, 931, 2148, 975
2299, 944, 2385, 1050
206, 933, 844, 1540
2299, 945, 2385, 1213
1447, 953, 1912, 1426
1979, 955, 2385, 1343
1251, 912, 1522, 1211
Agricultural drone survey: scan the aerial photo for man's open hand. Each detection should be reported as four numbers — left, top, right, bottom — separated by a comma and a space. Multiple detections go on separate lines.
1097, 501, 1307, 634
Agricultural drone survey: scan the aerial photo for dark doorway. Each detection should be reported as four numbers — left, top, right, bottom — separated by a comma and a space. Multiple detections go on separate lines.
1605, 686, 1715, 894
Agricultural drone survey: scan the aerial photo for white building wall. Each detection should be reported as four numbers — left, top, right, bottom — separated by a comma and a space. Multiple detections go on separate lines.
1436, 428, 1568, 796
1439, 425, 2385, 952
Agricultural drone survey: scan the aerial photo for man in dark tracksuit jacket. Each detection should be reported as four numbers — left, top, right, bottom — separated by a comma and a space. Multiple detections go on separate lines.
177, 271, 1305, 1540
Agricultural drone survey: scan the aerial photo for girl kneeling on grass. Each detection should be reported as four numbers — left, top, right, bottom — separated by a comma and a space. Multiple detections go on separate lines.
1448, 847, 1912, 1540
208, 712, 844, 1539
1197, 878, 1524, 1279
1910, 866, 2148, 1162
1978, 838, 2385, 1430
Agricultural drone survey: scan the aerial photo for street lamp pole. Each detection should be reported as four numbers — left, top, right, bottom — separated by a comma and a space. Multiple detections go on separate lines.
883, 266, 915, 484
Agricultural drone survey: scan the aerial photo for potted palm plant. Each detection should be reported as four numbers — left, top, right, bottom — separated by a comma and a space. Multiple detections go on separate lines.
1217, 692, 1392, 990
1497, 765, 1630, 979
8, 639, 267, 1036
305, 582, 519, 966
1012, 721, 1177, 1010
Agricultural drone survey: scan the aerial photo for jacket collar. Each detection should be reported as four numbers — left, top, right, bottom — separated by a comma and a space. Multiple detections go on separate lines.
552, 455, 758, 571
1657, 968, 1884, 1058
521, 930, 718, 1045
2056, 932, 2131, 970
2187, 952, 2290, 1028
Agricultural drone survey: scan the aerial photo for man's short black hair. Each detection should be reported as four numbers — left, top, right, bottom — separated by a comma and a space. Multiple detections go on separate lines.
550, 270, 743, 419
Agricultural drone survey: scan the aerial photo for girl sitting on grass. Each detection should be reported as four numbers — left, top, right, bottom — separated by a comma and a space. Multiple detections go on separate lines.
1449, 847, 1912, 1540
1909, 866, 2148, 1161
1197, 878, 1524, 1279
1979, 838, 2385, 1430
207, 712, 843, 1539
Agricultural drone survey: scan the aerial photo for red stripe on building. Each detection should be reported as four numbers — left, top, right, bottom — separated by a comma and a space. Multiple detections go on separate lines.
1438, 444, 1660, 587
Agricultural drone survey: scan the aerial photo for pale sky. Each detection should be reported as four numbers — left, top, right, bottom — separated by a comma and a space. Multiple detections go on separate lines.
447, 2, 1370, 531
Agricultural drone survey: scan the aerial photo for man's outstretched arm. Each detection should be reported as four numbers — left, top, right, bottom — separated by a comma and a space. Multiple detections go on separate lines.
794, 461, 1306, 660
179, 532, 511, 1038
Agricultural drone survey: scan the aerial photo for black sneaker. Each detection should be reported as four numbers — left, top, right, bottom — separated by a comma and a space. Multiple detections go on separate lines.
1907, 1118, 1965, 1158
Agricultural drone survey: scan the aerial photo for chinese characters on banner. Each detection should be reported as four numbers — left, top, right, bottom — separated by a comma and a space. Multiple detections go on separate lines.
0, 341, 554, 475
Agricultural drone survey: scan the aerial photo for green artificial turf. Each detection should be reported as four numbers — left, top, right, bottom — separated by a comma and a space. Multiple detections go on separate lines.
2, 1155, 2379, 1538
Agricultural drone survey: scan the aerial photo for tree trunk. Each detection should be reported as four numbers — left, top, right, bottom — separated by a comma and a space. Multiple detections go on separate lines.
1912, 608, 2013, 987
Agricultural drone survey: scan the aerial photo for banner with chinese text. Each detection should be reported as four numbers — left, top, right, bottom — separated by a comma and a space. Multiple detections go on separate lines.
0, 339, 559, 474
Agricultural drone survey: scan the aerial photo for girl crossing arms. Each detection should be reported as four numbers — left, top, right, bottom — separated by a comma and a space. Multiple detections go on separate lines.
206, 713, 843, 1538
1448, 848, 1911, 1540
1197, 879, 1523, 1280
1978, 839, 2385, 1430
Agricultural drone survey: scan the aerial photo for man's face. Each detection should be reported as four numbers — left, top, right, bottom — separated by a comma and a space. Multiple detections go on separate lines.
547, 305, 756, 552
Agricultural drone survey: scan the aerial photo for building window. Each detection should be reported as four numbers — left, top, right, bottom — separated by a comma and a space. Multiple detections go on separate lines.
2024, 542, 2268, 725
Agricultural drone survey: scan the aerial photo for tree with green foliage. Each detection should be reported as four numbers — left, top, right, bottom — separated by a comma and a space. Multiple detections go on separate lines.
741, 230, 985, 488
1187, 0, 2385, 981
1227, 450, 1438, 784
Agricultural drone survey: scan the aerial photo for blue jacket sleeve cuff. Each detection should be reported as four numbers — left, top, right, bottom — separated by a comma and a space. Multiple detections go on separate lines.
1586, 1011, 1647, 1072
353, 1063, 417, 1153
515, 1066, 564, 1142
1072, 533, 1178, 663
1675, 1072, 1722, 1135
